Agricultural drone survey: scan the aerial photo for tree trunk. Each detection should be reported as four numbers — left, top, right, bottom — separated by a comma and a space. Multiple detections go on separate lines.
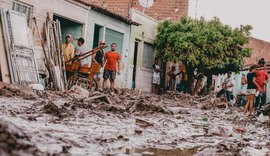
160, 61, 167, 94
194, 77, 203, 96
186, 63, 195, 95
206, 73, 213, 95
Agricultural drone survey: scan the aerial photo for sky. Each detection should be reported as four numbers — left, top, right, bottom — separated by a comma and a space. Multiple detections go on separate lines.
188, 0, 270, 42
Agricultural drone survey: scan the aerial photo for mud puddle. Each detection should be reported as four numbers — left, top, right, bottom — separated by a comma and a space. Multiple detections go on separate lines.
122, 146, 198, 156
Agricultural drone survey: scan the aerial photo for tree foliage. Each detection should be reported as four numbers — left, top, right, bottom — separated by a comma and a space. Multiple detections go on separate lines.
155, 17, 252, 75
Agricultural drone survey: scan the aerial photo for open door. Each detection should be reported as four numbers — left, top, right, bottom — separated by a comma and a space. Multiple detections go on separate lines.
132, 41, 139, 89
1, 9, 38, 85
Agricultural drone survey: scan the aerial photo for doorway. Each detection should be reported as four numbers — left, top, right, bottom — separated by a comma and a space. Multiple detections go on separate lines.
92, 24, 103, 49
132, 41, 139, 89
53, 15, 83, 44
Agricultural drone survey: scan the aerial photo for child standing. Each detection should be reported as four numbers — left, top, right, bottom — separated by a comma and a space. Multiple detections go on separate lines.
244, 64, 262, 115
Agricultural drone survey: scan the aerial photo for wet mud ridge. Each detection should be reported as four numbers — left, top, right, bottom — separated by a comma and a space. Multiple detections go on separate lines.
0, 82, 269, 155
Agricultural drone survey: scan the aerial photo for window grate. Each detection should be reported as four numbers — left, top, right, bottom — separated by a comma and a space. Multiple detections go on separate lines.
142, 42, 155, 69
12, 1, 32, 26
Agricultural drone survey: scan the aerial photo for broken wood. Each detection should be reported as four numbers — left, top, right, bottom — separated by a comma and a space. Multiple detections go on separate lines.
84, 95, 112, 104
65, 45, 107, 64
135, 119, 153, 128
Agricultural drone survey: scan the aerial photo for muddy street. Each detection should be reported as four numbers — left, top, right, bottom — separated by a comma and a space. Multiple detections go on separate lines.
0, 83, 269, 156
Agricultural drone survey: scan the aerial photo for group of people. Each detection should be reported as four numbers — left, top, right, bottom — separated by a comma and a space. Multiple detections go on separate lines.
152, 61, 189, 94
243, 58, 268, 115
217, 58, 268, 116
62, 34, 121, 91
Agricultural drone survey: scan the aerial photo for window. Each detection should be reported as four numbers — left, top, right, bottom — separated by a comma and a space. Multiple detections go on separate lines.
12, 1, 32, 26
105, 28, 123, 55
142, 42, 155, 69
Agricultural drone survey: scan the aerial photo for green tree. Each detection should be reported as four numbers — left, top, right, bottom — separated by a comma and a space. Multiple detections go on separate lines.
155, 17, 252, 95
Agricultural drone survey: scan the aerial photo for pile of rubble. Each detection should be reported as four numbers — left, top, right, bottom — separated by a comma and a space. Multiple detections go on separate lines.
0, 119, 43, 156
0, 82, 39, 100
0, 82, 269, 155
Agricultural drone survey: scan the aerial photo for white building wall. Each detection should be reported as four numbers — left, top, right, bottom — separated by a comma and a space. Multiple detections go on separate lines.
86, 10, 131, 88
128, 9, 158, 92
0, 0, 88, 82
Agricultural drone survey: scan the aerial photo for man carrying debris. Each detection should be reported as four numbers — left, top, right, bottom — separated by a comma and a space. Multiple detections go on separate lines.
92, 41, 105, 91
103, 43, 121, 91
75, 38, 89, 67
217, 71, 235, 105
62, 34, 74, 64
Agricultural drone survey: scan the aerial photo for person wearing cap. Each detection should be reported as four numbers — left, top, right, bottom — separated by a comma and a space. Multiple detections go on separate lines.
62, 34, 74, 64
92, 41, 105, 90
74, 37, 89, 66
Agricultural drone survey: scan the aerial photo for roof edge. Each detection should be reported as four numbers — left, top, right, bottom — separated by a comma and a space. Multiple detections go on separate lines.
73, 0, 140, 26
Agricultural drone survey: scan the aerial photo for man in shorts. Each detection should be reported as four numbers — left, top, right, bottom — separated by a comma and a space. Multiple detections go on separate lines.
103, 43, 121, 90
255, 58, 269, 109
92, 41, 105, 90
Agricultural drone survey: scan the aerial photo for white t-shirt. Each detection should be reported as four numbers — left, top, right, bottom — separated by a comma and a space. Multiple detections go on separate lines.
224, 77, 234, 92
153, 64, 160, 84
75, 45, 90, 66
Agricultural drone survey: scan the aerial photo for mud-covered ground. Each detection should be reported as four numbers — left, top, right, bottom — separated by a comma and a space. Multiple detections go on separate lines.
0, 82, 269, 156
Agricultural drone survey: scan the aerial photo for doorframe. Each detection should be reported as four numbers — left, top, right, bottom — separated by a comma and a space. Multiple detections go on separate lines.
132, 40, 139, 89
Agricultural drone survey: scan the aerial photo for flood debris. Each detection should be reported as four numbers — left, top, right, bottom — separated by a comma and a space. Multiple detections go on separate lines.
84, 95, 112, 104
68, 85, 89, 99
0, 83, 39, 100
0, 119, 44, 155
0, 83, 269, 155
135, 119, 154, 128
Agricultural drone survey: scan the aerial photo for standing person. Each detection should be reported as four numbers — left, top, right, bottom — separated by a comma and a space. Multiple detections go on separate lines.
62, 34, 74, 64
75, 38, 89, 67
244, 65, 262, 115
103, 43, 121, 91
255, 58, 269, 109
179, 62, 188, 93
62, 34, 75, 80
152, 59, 161, 94
167, 66, 181, 91
92, 41, 105, 91
216, 71, 235, 105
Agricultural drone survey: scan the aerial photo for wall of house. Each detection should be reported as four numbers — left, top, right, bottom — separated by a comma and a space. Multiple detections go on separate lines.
0, 23, 11, 83
87, 0, 188, 21
86, 9, 131, 88
214, 71, 270, 103
213, 72, 247, 96
128, 9, 158, 92
0, 0, 88, 82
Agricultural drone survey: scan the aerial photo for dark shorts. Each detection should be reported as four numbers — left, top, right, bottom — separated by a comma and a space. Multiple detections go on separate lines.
103, 69, 116, 80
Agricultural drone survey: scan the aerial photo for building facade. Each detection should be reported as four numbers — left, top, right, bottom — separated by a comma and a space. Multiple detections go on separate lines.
0, 0, 89, 83
127, 9, 158, 91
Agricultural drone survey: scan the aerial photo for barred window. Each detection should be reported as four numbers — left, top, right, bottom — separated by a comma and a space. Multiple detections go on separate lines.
12, 1, 32, 26
142, 42, 155, 69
